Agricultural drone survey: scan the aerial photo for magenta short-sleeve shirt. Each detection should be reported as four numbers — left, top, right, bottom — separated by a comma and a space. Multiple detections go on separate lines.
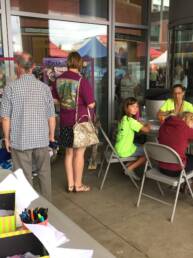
52, 70, 94, 127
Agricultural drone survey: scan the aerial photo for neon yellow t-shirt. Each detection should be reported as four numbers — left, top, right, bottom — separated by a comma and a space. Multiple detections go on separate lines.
115, 116, 143, 158
160, 99, 193, 113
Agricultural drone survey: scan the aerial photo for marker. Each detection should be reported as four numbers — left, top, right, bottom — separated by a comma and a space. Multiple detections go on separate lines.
38, 213, 45, 222
30, 209, 34, 222
40, 208, 48, 219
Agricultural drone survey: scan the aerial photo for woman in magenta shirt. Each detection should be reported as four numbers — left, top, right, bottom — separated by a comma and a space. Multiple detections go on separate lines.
52, 52, 95, 192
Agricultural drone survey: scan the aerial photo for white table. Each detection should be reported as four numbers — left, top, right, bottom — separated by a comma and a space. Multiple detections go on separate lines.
0, 169, 115, 258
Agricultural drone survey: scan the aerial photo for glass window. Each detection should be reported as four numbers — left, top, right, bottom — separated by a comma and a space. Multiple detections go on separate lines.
115, 0, 148, 25
171, 24, 193, 98
114, 27, 147, 119
0, 18, 7, 92
149, 0, 170, 88
11, 16, 108, 128
0, 19, 3, 57
10, 0, 108, 20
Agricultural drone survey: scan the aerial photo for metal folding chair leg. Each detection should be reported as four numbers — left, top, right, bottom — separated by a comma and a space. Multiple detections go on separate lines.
185, 177, 193, 199
99, 125, 139, 190
157, 182, 165, 196
98, 145, 109, 178
100, 159, 112, 190
137, 162, 149, 206
137, 171, 146, 207
98, 156, 106, 178
170, 181, 181, 223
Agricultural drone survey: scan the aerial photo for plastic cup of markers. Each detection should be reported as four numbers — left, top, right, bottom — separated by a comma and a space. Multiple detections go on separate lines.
38, 218, 48, 226
22, 218, 48, 229
37, 218, 48, 226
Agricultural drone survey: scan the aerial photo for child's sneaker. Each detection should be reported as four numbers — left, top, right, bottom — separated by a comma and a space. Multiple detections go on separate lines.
125, 170, 141, 181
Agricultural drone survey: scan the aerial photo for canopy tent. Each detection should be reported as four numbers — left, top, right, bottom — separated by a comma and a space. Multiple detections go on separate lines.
150, 48, 162, 59
150, 51, 167, 65
49, 42, 68, 57
78, 37, 107, 58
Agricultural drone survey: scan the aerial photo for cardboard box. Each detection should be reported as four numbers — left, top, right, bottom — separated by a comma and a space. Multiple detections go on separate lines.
0, 190, 16, 234
0, 229, 49, 258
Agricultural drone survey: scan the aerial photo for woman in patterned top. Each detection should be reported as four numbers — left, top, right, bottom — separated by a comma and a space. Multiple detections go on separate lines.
52, 52, 95, 192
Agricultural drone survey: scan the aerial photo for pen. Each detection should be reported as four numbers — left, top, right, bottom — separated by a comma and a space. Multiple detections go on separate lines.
31, 209, 34, 222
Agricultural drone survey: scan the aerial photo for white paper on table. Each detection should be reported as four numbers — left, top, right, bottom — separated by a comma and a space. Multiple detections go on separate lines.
13, 169, 39, 207
24, 222, 69, 252
0, 173, 17, 191
0, 169, 39, 211
49, 247, 94, 258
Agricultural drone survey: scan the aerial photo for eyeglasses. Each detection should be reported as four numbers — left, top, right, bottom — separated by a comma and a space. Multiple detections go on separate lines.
173, 91, 183, 95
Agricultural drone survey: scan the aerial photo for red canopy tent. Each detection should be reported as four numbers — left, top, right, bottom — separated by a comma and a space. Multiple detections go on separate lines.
150, 48, 162, 59
49, 42, 68, 57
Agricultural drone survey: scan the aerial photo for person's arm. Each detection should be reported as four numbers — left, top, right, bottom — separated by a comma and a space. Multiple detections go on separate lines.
140, 123, 151, 133
53, 98, 60, 105
51, 81, 60, 105
157, 99, 174, 122
186, 102, 193, 113
157, 110, 168, 121
157, 110, 175, 122
45, 86, 56, 141
2, 117, 11, 152
130, 117, 151, 134
48, 116, 56, 142
80, 79, 95, 109
88, 102, 95, 109
0, 84, 12, 152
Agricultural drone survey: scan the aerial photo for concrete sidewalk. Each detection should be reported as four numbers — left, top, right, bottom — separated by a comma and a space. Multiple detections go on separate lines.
51, 158, 193, 258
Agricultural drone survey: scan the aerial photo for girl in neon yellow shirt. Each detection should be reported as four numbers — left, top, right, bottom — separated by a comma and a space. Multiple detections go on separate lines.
115, 97, 151, 180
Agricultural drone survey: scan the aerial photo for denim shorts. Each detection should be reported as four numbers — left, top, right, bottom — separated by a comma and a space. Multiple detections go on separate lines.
131, 144, 144, 157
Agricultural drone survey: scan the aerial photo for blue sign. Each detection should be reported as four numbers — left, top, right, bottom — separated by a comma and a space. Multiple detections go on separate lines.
43, 57, 67, 67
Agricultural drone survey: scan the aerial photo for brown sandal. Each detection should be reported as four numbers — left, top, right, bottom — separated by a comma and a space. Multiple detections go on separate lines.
75, 185, 91, 192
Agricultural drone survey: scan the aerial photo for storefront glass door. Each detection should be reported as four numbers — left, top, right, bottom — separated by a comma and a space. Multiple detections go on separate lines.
114, 27, 147, 120
11, 16, 108, 128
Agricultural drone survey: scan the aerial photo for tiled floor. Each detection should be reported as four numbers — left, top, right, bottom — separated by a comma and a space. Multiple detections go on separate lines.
51, 155, 193, 258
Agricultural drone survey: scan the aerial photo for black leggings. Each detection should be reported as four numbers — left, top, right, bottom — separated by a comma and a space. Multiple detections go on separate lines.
160, 154, 193, 177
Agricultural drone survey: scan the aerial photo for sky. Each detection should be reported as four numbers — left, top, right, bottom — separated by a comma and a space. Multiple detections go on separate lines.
49, 20, 107, 50
11, 16, 107, 52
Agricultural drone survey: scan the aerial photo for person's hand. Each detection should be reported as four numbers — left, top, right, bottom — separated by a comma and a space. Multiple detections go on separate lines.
49, 140, 59, 150
141, 122, 151, 133
159, 115, 165, 123
167, 110, 175, 115
158, 111, 172, 123
145, 122, 152, 130
3, 138, 11, 152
